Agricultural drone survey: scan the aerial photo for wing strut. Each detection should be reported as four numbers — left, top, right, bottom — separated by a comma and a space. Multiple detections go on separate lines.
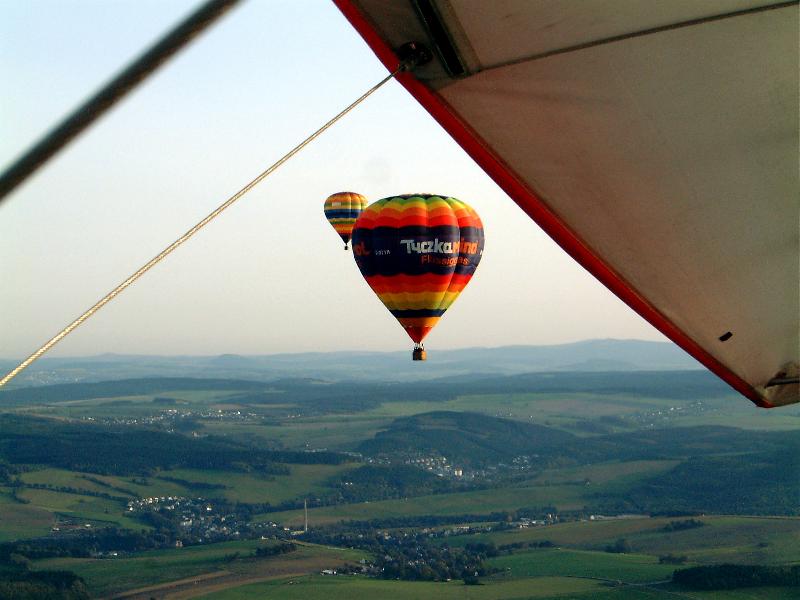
0, 0, 241, 203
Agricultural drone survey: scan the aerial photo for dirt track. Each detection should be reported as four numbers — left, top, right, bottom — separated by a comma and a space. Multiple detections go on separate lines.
107, 570, 298, 600
106, 548, 354, 600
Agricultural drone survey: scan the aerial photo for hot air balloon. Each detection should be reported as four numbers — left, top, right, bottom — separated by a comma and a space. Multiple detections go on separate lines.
324, 191, 368, 250
351, 194, 484, 360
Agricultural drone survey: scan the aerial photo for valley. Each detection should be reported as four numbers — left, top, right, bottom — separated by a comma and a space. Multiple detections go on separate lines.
1, 358, 798, 598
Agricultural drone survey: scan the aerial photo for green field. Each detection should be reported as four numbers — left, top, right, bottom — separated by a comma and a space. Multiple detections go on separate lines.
628, 516, 800, 565
19, 389, 250, 421
204, 414, 396, 451
34, 540, 367, 597
20, 467, 186, 498
0, 489, 54, 541
7, 463, 362, 543
202, 573, 604, 599
160, 463, 358, 504
266, 484, 589, 527
488, 548, 676, 582
450, 391, 653, 417
18, 462, 358, 507
14, 487, 143, 530
265, 459, 678, 527
526, 460, 680, 487
200, 574, 800, 600
363, 392, 800, 434
442, 516, 800, 566
443, 517, 662, 548
682, 590, 800, 600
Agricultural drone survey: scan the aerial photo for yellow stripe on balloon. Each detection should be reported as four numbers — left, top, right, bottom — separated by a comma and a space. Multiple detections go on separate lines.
376, 291, 449, 311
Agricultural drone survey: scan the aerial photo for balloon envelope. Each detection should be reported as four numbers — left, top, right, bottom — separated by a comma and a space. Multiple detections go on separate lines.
324, 192, 368, 249
351, 194, 484, 344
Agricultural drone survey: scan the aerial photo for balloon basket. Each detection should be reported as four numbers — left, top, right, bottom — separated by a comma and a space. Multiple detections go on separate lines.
412, 346, 427, 361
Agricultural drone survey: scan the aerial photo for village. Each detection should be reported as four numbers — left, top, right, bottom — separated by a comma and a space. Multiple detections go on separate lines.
126, 496, 284, 546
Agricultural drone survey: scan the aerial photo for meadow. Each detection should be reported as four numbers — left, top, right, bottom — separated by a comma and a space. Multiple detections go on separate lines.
34, 540, 366, 597
263, 459, 680, 527
0, 488, 54, 541
441, 516, 800, 566
201, 573, 604, 600
12, 487, 144, 531
19, 462, 356, 505
159, 463, 357, 504
198, 573, 800, 600
265, 484, 589, 527
488, 548, 678, 582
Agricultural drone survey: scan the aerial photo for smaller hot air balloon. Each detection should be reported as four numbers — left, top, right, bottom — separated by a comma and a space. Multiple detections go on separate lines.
324, 192, 368, 250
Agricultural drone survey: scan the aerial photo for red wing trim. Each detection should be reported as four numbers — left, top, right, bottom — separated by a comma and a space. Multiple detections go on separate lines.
333, 0, 771, 407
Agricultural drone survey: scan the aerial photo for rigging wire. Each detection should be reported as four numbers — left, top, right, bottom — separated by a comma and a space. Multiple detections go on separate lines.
0, 65, 406, 389
0, 0, 241, 203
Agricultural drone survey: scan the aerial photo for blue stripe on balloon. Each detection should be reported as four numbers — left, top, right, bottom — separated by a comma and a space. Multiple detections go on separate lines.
325, 209, 362, 219
389, 309, 447, 318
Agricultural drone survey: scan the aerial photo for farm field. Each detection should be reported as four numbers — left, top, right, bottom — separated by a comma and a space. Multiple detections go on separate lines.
160, 463, 357, 504
199, 573, 800, 600
201, 573, 604, 600
20, 467, 185, 499
22, 390, 245, 418
627, 516, 800, 565
0, 488, 54, 541
263, 459, 678, 528
441, 517, 675, 549
442, 516, 800, 565
203, 415, 395, 451
266, 484, 589, 527
487, 548, 677, 582
409, 391, 800, 433
353, 392, 667, 435
34, 540, 366, 597
681, 590, 800, 600
13, 487, 144, 530
18, 463, 359, 508
524, 460, 680, 487
445, 392, 659, 419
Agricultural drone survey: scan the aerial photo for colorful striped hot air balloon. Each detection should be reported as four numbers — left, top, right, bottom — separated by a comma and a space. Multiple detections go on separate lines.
324, 192, 368, 250
351, 194, 484, 360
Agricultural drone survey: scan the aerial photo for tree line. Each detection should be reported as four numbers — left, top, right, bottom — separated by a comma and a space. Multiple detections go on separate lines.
673, 564, 800, 589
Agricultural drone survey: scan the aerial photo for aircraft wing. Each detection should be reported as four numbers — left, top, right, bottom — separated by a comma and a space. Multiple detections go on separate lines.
334, 0, 799, 407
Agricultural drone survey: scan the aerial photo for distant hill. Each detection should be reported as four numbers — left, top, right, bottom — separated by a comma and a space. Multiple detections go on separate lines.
615, 445, 800, 515
0, 339, 700, 388
0, 378, 266, 406
0, 370, 731, 409
357, 410, 800, 471
357, 411, 576, 467
0, 414, 347, 476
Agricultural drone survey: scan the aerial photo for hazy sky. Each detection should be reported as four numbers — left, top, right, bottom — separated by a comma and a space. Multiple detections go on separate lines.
0, 0, 667, 359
